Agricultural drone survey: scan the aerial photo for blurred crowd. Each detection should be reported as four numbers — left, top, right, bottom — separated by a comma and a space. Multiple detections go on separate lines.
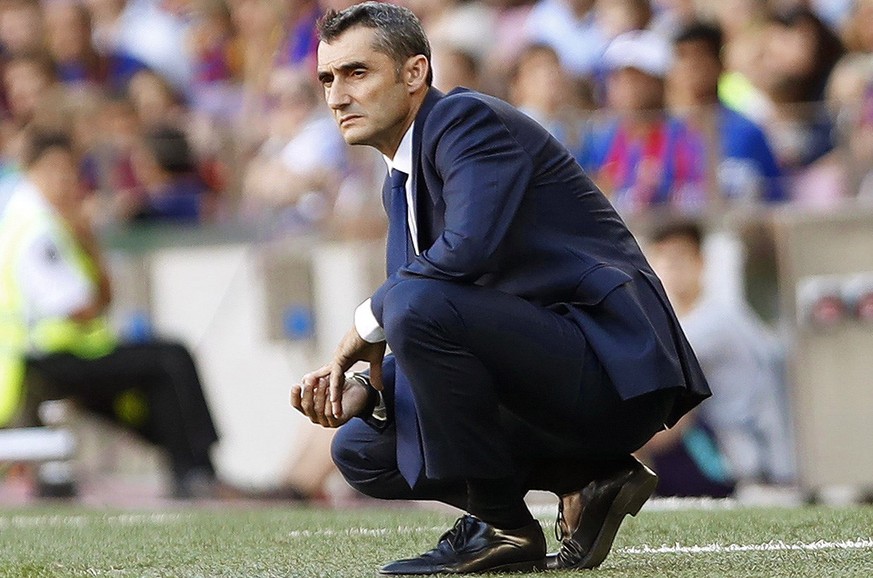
0, 0, 868, 235
4, 0, 873, 502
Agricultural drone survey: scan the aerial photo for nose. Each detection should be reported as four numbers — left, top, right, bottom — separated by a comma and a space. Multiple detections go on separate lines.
326, 79, 351, 111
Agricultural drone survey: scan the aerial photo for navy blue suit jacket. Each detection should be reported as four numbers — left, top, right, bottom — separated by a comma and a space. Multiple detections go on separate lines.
370, 88, 710, 426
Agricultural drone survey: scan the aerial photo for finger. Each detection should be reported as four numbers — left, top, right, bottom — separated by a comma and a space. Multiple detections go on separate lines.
313, 377, 331, 427
300, 381, 320, 423
303, 365, 331, 386
369, 360, 384, 392
329, 363, 345, 419
290, 384, 303, 411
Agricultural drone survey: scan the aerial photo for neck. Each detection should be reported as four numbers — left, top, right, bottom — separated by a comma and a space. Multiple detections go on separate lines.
380, 87, 429, 159
27, 171, 68, 221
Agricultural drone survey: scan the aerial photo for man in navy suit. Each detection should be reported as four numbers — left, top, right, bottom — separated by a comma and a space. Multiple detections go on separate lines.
291, 2, 710, 575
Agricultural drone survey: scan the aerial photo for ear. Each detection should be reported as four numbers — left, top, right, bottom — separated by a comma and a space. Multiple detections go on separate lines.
403, 55, 429, 93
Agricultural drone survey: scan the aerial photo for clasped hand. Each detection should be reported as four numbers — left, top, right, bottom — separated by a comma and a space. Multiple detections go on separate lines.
290, 326, 386, 427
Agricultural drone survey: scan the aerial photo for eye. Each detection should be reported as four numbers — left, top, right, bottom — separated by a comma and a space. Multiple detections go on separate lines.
352, 69, 366, 78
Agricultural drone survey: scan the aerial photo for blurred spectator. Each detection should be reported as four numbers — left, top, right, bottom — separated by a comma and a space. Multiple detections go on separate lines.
524, 0, 609, 78
242, 67, 345, 229
188, 0, 242, 85
576, 30, 708, 215
231, 0, 287, 90
112, 0, 195, 94
432, 43, 482, 93
595, 0, 652, 40
716, 0, 770, 116
639, 221, 796, 495
276, 0, 320, 69
81, 94, 138, 193
669, 22, 786, 205
649, 0, 700, 38
0, 0, 44, 56
806, 54, 873, 203
714, 0, 767, 44
0, 128, 224, 498
43, 0, 148, 93
126, 69, 186, 128
509, 43, 583, 145
809, 0, 854, 29
841, 0, 873, 53
2, 50, 59, 130
744, 9, 844, 179
185, 0, 245, 119
480, 0, 536, 82
412, 0, 496, 66
83, 0, 126, 53
129, 124, 211, 223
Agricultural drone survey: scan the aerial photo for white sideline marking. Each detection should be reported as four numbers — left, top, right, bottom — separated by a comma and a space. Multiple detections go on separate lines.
284, 527, 873, 557
623, 539, 873, 555
0, 513, 184, 529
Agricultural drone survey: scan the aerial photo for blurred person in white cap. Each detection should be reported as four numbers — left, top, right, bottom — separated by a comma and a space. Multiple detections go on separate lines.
576, 29, 709, 215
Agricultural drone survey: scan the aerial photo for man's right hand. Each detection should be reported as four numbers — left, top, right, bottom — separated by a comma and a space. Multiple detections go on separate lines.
290, 373, 370, 428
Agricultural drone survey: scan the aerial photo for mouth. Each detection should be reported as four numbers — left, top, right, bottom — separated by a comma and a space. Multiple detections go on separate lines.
338, 114, 362, 127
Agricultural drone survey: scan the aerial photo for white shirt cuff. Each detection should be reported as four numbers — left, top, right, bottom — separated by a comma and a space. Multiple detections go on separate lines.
354, 298, 385, 343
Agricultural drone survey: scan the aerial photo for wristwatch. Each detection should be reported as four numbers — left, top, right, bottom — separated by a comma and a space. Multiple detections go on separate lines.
348, 372, 388, 426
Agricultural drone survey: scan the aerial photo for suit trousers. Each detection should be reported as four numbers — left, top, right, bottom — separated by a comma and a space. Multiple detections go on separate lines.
332, 278, 678, 501
24, 341, 218, 481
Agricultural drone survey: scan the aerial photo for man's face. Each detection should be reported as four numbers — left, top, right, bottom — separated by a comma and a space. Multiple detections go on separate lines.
607, 67, 664, 113
32, 147, 82, 217
317, 26, 414, 153
3, 61, 52, 122
670, 39, 721, 106
647, 236, 703, 306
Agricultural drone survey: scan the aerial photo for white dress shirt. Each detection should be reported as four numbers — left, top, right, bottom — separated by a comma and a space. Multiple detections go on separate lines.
354, 124, 416, 343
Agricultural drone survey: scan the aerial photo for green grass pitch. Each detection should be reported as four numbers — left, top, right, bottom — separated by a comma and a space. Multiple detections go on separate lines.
1, 504, 872, 577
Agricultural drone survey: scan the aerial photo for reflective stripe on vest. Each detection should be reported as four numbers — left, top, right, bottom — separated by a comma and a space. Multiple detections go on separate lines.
0, 206, 39, 426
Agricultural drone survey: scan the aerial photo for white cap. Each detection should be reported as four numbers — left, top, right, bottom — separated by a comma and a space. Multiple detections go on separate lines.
602, 30, 673, 78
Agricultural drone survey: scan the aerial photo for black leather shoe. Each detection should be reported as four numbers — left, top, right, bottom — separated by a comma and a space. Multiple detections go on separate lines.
545, 458, 657, 570
379, 515, 546, 575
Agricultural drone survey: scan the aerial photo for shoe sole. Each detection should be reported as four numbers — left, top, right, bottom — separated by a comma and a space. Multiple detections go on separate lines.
378, 557, 546, 575
477, 558, 547, 574
576, 466, 658, 569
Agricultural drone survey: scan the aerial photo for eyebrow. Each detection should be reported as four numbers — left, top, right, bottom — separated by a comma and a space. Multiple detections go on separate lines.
317, 61, 370, 83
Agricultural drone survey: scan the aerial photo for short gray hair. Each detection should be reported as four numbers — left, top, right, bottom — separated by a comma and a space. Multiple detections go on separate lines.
317, 2, 432, 86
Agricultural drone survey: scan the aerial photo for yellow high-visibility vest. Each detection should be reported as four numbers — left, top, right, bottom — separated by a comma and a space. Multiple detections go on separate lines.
0, 186, 116, 426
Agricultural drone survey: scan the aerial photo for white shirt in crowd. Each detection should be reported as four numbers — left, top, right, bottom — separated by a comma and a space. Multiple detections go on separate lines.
3, 179, 94, 324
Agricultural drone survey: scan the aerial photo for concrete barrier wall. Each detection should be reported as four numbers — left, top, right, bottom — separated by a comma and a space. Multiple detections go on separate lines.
106, 238, 384, 487
775, 207, 873, 491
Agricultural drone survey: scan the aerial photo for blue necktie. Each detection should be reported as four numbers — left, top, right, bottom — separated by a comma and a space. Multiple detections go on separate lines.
386, 169, 410, 275
385, 169, 424, 487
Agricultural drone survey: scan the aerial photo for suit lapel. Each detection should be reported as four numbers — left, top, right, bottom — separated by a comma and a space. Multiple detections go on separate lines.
410, 88, 444, 250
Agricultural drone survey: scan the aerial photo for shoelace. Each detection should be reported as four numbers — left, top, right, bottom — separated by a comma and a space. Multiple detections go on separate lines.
556, 533, 587, 566
554, 500, 566, 542
440, 515, 478, 551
